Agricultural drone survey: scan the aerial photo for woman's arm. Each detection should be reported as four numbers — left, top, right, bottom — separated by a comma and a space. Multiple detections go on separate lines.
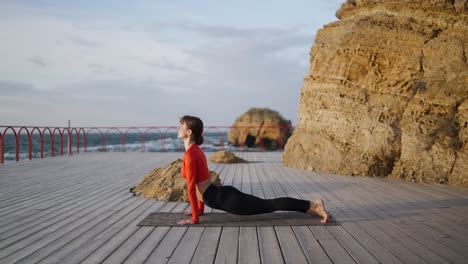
184, 154, 200, 224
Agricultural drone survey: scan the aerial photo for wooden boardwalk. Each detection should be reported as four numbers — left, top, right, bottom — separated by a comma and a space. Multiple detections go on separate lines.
0, 152, 467, 264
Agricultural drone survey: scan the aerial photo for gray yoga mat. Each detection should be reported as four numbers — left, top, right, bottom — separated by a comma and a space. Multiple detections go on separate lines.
137, 212, 338, 227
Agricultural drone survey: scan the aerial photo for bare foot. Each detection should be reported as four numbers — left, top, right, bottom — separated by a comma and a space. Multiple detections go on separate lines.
307, 199, 330, 224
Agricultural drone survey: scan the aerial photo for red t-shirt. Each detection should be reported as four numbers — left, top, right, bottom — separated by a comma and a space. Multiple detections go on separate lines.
181, 144, 209, 223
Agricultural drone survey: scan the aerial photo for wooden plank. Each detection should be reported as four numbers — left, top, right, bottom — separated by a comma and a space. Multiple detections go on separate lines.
131, 201, 188, 264
286, 153, 468, 264
214, 227, 239, 264
359, 221, 428, 264
354, 177, 468, 259
279, 165, 404, 264
30, 200, 174, 264
239, 159, 252, 195
292, 226, 332, 264
309, 226, 334, 240
274, 226, 308, 264
80, 202, 167, 264
268, 164, 302, 200
0, 155, 161, 221
266, 161, 363, 264
308, 174, 429, 264
248, 158, 265, 199
0, 174, 125, 225
0, 189, 141, 262
257, 226, 283, 264
327, 225, 379, 264
4, 197, 141, 264
0, 165, 128, 217
0, 173, 140, 238
1, 152, 467, 264
319, 239, 357, 264
238, 226, 260, 264
339, 222, 404, 264
144, 227, 188, 264
291, 170, 410, 263
346, 172, 468, 251
122, 227, 171, 264
358, 176, 468, 235
389, 222, 468, 263
221, 163, 236, 186
254, 161, 276, 199
190, 227, 222, 264
34, 199, 155, 264
167, 227, 204, 264
259, 161, 288, 198
309, 226, 356, 264
238, 152, 258, 264
121, 201, 180, 264
231, 159, 243, 191
100, 227, 154, 264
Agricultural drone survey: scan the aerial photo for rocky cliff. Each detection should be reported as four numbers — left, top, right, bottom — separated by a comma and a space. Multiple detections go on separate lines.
283, 0, 468, 187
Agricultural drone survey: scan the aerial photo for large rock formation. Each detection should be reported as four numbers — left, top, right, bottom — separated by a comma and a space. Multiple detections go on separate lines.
229, 108, 292, 150
209, 150, 248, 163
283, 0, 468, 187
131, 159, 221, 202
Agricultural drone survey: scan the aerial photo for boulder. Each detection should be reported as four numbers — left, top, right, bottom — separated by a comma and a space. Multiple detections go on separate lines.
228, 108, 292, 150
283, 0, 468, 187
209, 150, 248, 163
130, 159, 221, 202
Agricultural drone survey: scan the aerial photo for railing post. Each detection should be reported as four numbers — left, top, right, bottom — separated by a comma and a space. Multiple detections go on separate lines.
0, 125, 296, 163
0, 132, 3, 164
68, 120, 71, 155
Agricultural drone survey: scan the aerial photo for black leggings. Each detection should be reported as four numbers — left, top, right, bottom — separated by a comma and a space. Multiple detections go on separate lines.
202, 184, 310, 215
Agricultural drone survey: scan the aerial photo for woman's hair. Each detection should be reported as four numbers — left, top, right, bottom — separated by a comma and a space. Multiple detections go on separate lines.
180, 115, 204, 145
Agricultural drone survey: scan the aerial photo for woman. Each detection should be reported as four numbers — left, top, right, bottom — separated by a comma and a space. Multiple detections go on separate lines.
177, 115, 330, 225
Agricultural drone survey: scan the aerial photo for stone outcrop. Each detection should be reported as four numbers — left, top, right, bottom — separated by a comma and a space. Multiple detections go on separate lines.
209, 150, 248, 163
130, 159, 221, 202
228, 108, 292, 150
283, 0, 468, 187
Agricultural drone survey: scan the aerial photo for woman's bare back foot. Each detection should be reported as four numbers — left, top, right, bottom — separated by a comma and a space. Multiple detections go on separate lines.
307, 199, 330, 224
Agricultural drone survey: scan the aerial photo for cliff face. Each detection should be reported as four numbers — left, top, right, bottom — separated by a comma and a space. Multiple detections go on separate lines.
283, 0, 468, 187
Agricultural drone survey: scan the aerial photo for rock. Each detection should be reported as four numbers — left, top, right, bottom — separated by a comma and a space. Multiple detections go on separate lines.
209, 150, 248, 163
130, 159, 221, 202
228, 108, 292, 150
283, 0, 468, 187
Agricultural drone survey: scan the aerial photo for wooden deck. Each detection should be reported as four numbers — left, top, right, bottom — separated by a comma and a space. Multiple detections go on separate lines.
0, 152, 467, 264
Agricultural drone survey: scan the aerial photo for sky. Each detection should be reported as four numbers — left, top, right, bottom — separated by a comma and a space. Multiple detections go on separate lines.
0, 0, 343, 127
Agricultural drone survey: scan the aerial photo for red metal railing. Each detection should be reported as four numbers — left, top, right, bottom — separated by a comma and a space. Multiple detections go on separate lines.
0, 125, 294, 163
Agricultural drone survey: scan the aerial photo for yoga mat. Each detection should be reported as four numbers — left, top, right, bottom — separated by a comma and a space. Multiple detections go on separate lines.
137, 212, 339, 227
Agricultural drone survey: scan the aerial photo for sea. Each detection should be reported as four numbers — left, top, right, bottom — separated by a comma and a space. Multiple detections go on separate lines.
1, 132, 245, 163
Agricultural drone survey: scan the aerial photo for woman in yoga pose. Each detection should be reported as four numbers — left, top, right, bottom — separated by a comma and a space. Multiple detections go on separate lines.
176, 115, 330, 225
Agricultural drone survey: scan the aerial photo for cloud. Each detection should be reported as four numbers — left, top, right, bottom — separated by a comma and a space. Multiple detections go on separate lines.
0, 13, 193, 90
28, 56, 48, 67
0, 1, 343, 127
69, 36, 99, 48
0, 15, 309, 126
0, 80, 36, 95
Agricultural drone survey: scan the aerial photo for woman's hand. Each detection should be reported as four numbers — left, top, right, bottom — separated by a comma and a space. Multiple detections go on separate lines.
177, 219, 196, 225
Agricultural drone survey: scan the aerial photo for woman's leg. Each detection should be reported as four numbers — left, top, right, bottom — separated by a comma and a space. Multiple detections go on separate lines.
204, 185, 330, 223
217, 186, 308, 215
